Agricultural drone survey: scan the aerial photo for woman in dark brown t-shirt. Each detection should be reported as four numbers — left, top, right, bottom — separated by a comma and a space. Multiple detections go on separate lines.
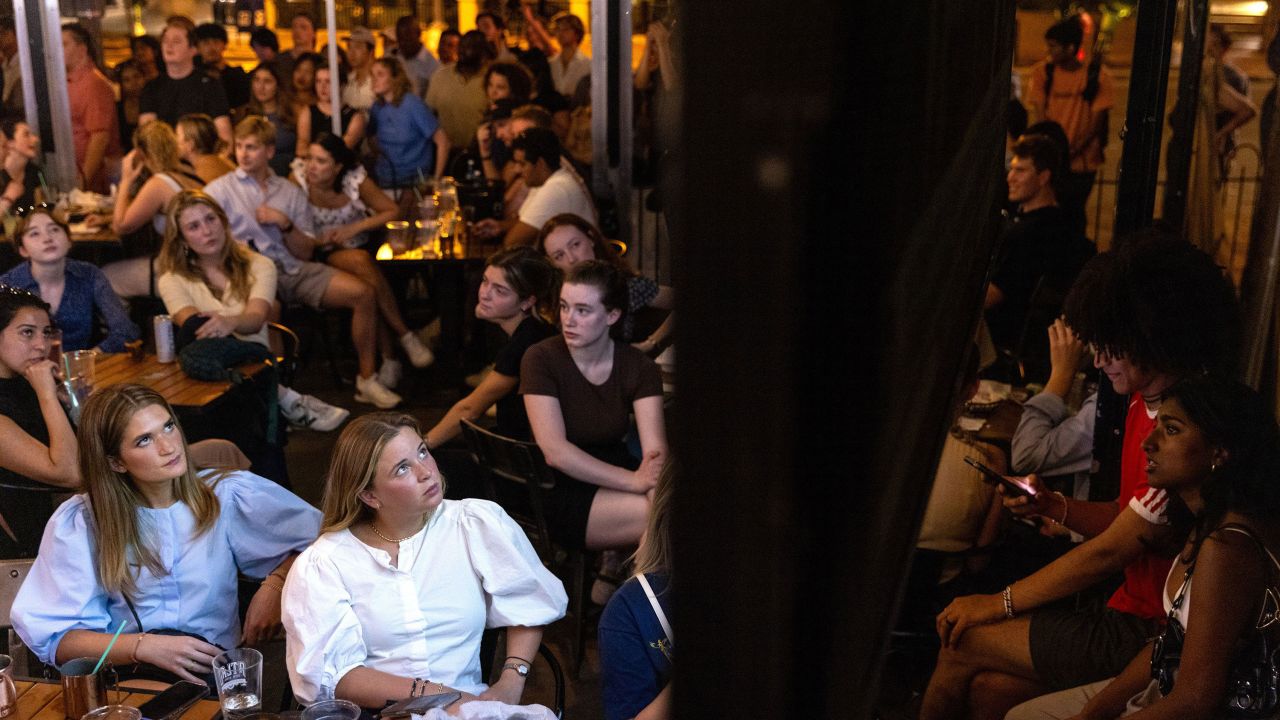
521, 261, 667, 551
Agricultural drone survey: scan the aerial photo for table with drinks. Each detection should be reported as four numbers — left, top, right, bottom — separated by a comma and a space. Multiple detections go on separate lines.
378, 179, 502, 371
2, 644, 364, 720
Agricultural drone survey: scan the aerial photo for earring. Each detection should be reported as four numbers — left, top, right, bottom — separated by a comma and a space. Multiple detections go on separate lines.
1211, 462, 1219, 473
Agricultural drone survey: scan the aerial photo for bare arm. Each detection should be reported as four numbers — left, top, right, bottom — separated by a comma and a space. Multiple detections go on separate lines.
938, 506, 1164, 646
634, 685, 672, 720
503, 220, 539, 248
0, 361, 79, 487
633, 285, 675, 355
335, 667, 469, 710
432, 128, 450, 178
114, 179, 175, 235
425, 371, 518, 449
521, 6, 556, 55
1077, 643, 1156, 720
478, 626, 543, 705
1122, 532, 1269, 719
344, 112, 367, 149
295, 109, 312, 160
1214, 78, 1257, 149
983, 283, 1004, 310
81, 131, 110, 188
214, 116, 233, 149
524, 394, 652, 493
58, 630, 221, 685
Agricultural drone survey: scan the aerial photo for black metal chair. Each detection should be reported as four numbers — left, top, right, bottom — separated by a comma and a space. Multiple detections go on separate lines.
267, 322, 300, 388
459, 419, 594, 678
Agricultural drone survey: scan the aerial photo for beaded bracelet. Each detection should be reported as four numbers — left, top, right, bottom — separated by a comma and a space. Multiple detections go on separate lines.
1002, 585, 1016, 619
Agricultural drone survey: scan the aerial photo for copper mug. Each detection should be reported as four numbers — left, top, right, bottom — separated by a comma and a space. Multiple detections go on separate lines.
59, 658, 110, 720
0, 654, 17, 718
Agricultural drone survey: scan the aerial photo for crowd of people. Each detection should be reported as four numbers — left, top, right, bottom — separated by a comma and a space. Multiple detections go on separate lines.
0, 8, 677, 720
899, 13, 1280, 720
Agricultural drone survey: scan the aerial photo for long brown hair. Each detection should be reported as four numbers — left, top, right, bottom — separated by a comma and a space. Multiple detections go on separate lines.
632, 460, 675, 578
157, 190, 258, 304
132, 121, 186, 175
535, 213, 635, 277
372, 58, 412, 106
78, 384, 220, 596
320, 412, 444, 533
246, 64, 297, 125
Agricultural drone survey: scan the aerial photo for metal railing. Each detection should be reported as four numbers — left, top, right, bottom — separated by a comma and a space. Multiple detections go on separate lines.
1086, 141, 1263, 284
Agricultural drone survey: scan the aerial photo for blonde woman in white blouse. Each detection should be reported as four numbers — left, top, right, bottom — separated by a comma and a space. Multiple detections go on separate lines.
281, 412, 567, 709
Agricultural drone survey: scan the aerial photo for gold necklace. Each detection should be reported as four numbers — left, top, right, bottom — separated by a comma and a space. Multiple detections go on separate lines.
370, 516, 427, 544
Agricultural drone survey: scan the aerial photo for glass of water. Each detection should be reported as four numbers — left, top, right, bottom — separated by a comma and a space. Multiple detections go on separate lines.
213, 648, 263, 720
301, 699, 360, 720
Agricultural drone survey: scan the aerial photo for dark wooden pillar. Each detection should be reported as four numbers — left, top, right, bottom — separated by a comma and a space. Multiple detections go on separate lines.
670, 1, 1016, 716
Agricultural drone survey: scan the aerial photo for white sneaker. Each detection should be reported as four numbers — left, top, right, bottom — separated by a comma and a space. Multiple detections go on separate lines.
378, 358, 404, 389
355, 374, 403, 409
400, 331, 435, 368
283, 394, 350, 432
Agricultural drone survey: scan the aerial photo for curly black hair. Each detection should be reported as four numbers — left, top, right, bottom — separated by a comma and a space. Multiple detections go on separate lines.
1062, 228, 1240, 379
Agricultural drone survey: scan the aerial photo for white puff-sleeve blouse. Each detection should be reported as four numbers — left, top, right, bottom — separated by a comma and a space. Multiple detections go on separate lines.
11, 470, 322, 663
282, 499, 568, 702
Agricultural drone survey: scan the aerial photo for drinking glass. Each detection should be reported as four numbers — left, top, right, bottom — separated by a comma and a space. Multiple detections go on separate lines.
385, 221, 413, 256
301, 699, 360, 720
80, 706, 141, 720
47, 328, 63, 365
213, 648, 263, 720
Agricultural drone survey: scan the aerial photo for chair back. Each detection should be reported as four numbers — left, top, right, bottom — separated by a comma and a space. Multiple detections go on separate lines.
459, 419, 558, 560
267, 322, 300, 388
1, 559, 33, 675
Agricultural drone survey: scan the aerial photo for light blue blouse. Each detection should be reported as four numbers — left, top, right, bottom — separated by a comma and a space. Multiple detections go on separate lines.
11, 470, 321, 663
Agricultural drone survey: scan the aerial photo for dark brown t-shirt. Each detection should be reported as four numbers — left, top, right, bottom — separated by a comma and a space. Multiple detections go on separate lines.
520, 336, 663, 448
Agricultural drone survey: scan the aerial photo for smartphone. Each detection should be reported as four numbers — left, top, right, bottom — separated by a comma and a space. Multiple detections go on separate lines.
963, 457, 1038, 498
379, 692, 462, 718
137, 680, 208, 720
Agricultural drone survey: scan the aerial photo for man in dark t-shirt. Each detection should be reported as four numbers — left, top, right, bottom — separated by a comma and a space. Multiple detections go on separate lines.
985, 133, 1093, 381
196, 23, 250, 110
140, 17, 232, 145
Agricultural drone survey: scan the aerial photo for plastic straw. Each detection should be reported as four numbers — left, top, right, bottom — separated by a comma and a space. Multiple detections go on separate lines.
92, 619, 129, 675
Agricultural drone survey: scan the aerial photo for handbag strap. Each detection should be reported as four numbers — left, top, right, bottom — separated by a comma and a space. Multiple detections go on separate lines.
1218, 523, 1280, 630
636, 573, 673, 647
122, 594, 145, 633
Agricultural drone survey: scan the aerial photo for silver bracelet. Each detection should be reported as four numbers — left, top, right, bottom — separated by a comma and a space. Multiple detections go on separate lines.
1002, 585, 1016, 619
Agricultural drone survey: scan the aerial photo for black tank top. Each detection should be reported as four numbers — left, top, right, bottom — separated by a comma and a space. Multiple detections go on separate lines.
0, 375, 58, 559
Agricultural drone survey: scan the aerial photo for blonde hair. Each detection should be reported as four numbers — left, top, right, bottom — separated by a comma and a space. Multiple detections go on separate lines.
157, 190, 257, 304
78, 384, 221, 596
321, 412, 443, 532
631, 460, 675, 578
234, 114, 277, 146
132, 121, 185, 175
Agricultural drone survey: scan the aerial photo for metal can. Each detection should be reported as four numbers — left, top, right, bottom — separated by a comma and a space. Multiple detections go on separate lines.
154, 315, 175, 363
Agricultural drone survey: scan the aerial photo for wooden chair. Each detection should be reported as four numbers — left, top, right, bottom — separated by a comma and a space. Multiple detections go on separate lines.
0, 559, 36, 676
459, 419, 594, 678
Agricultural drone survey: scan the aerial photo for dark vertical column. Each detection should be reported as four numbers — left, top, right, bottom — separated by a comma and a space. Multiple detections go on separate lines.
670, 1, 1015, 716
1161, 0, 1210, 228
1113, 0, 1178, 240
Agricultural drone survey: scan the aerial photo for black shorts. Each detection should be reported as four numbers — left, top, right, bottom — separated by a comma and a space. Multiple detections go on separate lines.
1028, 605, 1157, 689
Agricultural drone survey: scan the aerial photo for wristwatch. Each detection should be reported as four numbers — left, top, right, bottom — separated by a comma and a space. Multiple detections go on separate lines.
502, 662, 530, 678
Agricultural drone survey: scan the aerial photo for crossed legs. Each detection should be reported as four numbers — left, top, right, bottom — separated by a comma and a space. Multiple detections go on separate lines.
921, 616, 1045, 720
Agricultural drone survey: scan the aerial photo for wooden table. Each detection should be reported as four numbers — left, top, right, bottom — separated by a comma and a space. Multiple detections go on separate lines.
9, 680, 221, 720
93, 353, 265, 409
970, 399, 1025, 454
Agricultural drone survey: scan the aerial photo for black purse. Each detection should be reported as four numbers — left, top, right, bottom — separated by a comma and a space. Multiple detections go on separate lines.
1150, 523, 1280, 718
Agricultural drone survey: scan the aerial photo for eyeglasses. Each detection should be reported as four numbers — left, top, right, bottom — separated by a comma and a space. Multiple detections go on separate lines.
13, 202, 53, 218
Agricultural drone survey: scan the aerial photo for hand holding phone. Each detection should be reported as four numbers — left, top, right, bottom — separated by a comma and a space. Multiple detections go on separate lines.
963, 457, 1038, 498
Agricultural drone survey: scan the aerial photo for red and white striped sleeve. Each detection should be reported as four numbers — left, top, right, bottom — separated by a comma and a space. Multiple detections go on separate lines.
1128, 486, 1169, 525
